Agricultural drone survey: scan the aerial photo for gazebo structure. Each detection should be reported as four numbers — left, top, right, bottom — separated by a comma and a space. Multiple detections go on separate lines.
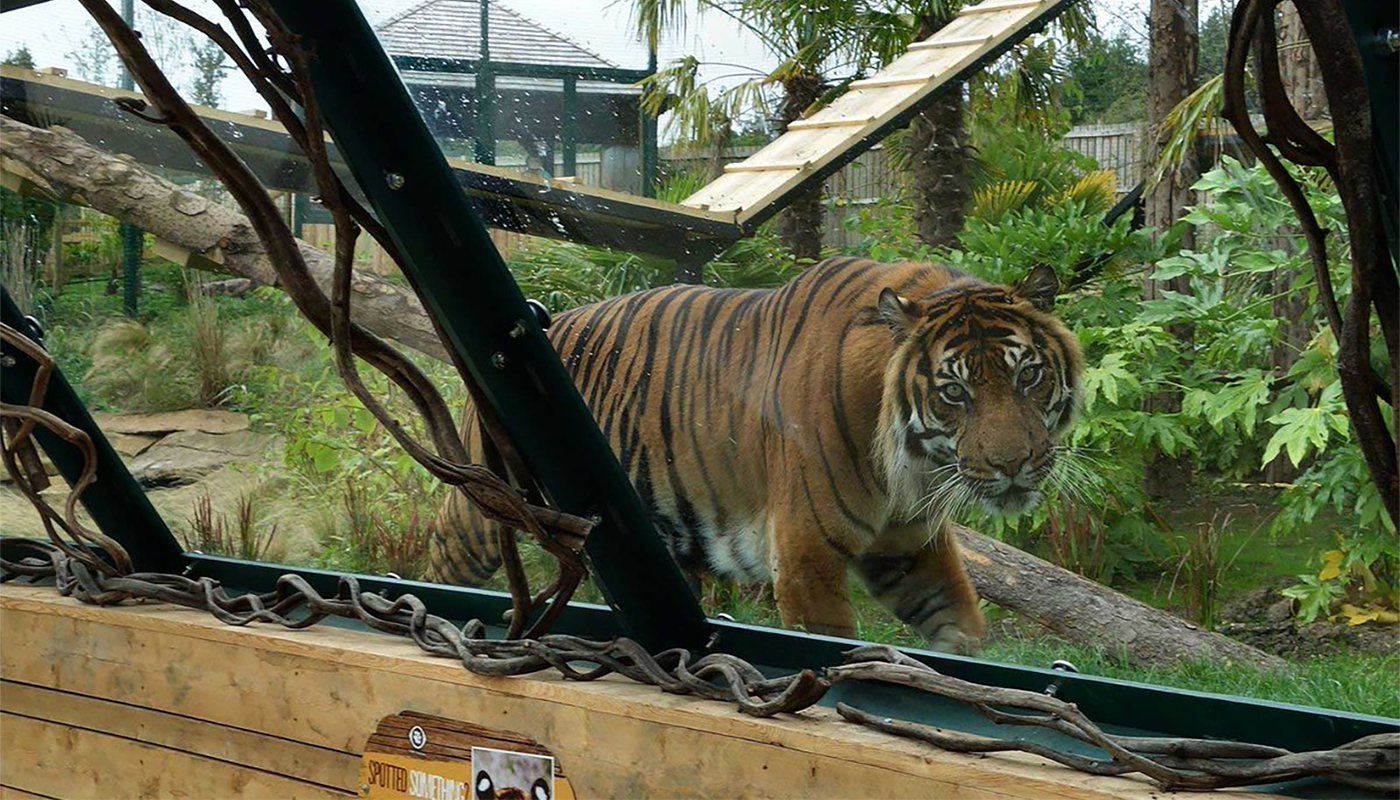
375, 0, 659, 195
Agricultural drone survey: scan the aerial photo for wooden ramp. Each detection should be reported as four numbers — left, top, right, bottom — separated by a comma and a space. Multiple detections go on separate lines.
0, 583, 1275, 800
683, 0, 1076, 225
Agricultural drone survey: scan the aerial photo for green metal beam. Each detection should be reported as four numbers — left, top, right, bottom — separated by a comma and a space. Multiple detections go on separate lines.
392, 56, 652, 83
263, 0, 712, 651
561, 75, 577, 177
473, 0, 496, 165
640, 47, 658, 198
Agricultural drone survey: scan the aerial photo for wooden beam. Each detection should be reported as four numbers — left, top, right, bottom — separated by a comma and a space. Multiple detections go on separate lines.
959, 0, 1044, 15
0, 682, 359, 790
0, 713, 352, 799
848, 76, 939, 90
785, 117, 876, 131
0, 584, 1277, 800
909, 34, 997, 50
722, 161, 811, 173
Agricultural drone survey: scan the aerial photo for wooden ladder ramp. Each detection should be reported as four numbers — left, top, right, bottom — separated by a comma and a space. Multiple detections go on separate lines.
684, 0, 1070, 222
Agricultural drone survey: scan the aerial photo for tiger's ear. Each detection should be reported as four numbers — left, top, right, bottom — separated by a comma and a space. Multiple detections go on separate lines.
876, 287, 921, 336
1013, 264, 1059, 311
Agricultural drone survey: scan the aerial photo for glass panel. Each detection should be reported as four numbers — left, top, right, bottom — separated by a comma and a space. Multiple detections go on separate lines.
3, 0, 1389, 727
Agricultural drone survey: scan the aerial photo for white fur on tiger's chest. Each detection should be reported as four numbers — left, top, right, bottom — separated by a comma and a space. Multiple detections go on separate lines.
703, 514, 772, 584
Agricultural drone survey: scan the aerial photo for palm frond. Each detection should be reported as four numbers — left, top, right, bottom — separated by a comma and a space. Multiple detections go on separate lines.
1053, 170, 1118, 215
970, 179, 1037, 221
1153, 71, 1226, 187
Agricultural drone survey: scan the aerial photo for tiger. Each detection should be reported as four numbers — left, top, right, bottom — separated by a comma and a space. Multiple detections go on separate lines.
429, 257, 1083, 654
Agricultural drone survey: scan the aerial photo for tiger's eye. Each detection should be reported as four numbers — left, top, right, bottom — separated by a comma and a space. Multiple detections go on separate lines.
1018, 365, 1043, 391
939, 383, 968, 404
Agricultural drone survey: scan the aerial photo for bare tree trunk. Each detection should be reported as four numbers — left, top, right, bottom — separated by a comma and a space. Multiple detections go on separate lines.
956, 527, 1284, 669
1143, 0, 1200, 501
907, 12, 969, 249
1, 117, 448, 362
1277, 3, 1326, 122
778, 72, 825, 263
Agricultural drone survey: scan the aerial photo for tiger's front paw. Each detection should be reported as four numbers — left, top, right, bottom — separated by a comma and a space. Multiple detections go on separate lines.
926, 625, 982, 656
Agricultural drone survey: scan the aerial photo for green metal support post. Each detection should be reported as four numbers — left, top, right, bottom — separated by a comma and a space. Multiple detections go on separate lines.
473, 0, 496, 165
640, 47, 658, 198
118, 0, 141, 316
561, 75, 577, 178
263, 0, 711, 651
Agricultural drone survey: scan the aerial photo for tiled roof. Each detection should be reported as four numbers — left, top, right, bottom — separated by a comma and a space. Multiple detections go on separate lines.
375, 0, 616, 68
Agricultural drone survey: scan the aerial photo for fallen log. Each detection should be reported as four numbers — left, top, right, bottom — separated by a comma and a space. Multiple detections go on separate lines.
0, 116, 448, 362
955, 526, 1284, 669
2, 116, 1284, 670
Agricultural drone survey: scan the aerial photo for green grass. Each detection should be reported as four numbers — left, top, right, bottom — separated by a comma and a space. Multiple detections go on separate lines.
982, 631, 1399, 719
1120, 494, 1317, 613
697, 572, 1399, 719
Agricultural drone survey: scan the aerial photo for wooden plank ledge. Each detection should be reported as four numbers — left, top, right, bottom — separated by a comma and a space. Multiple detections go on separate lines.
0, 584, 1275, 800
909, 34, 998, 50
722, 161, 812, 173
848, 75, 941, 90
785, 117, 876, 131
960, 0, 1044, 15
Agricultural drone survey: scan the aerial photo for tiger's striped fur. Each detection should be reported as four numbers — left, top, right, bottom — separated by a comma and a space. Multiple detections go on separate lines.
430, 257, 1083, 653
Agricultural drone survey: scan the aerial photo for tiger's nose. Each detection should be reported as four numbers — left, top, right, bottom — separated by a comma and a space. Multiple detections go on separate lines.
986, 451, 1031, 479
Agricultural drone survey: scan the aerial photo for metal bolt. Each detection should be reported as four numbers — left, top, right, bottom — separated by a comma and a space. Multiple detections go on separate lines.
0, 355, 14, 368
587, 513, 603, 526
360, 785, 369, 795
1382, 28, 1400, 54
509, 319, 529, 338
385, 172, 406, 190
491, 351, 508, 370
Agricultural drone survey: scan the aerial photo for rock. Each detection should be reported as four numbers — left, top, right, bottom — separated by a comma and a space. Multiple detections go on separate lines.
110, 432, 159, 458
200, 278, 254, 296
94, 409, 250, 437
128, 429, 273, 487
1264, 598, 1294, 624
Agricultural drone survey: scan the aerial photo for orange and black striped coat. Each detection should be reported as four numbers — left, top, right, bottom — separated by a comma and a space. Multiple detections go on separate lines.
431, 258, 1083, 653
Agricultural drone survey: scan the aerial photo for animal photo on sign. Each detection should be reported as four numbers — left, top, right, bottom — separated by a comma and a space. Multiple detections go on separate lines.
471, 747, 553, 800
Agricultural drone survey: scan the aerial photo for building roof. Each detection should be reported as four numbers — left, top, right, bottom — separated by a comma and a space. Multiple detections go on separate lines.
375, 0, 616, 68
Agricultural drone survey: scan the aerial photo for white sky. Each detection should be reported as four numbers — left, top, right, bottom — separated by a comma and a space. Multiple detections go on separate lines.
0, 0, 1179, 131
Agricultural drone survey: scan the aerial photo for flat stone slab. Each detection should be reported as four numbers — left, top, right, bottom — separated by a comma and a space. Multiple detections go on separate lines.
127, 429, 274, 487
93, 410, 250, 437
109, 433, 159, 458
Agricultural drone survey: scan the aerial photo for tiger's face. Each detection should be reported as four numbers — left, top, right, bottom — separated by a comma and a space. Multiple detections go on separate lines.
877, 265, 1082, 519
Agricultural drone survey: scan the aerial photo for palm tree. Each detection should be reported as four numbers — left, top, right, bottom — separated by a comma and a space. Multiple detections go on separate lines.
638, 0, 1092, 260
